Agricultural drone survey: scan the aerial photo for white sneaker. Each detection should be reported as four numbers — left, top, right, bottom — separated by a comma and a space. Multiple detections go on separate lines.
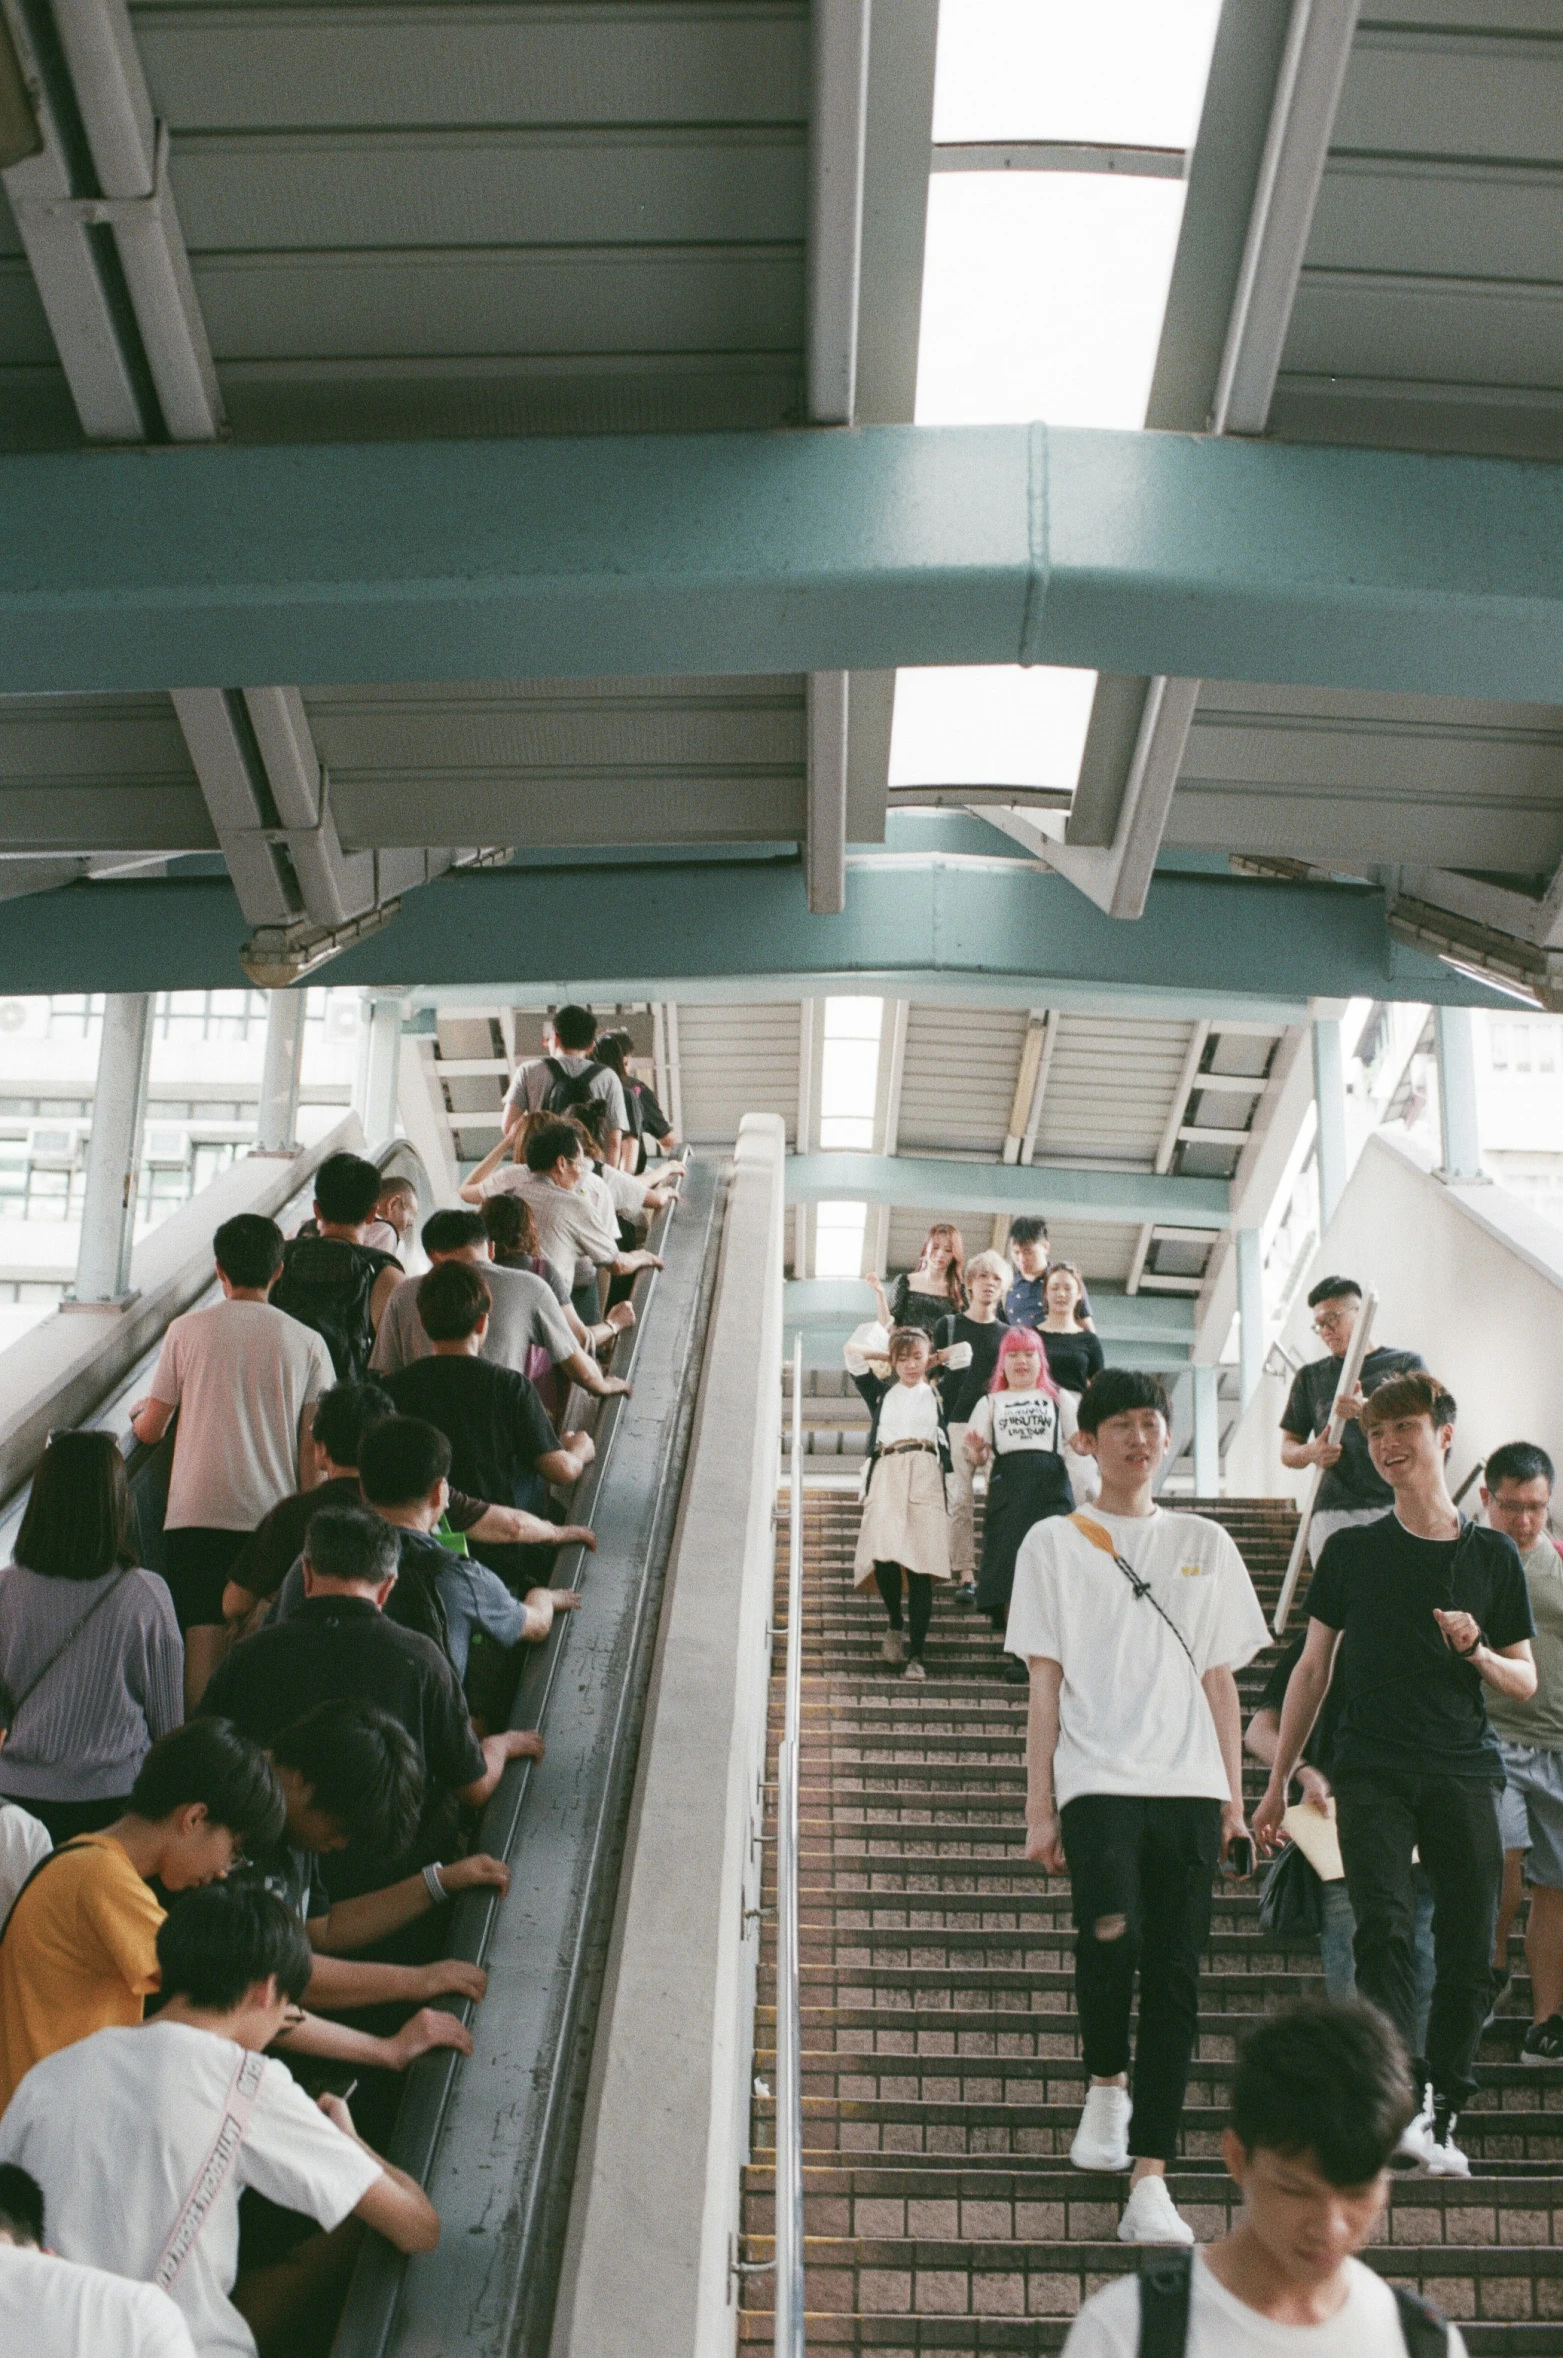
881, 1629, 906, 1666
1117, 2175, 1194, 2245
1069, 2083, 1132, 2172
1396, 2084, 1437, 2167
902, 1657, 928, 1681
1426, 2114, 1471, 2179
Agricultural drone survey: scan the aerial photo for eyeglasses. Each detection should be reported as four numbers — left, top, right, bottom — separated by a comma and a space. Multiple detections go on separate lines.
1312, 1309, 1351, 1335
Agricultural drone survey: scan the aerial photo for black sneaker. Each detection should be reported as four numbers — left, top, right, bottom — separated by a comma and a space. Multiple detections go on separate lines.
1484, 1966, 1512, 2029
1522, 2013, 1563, 2064
954, 1583, 977, 1608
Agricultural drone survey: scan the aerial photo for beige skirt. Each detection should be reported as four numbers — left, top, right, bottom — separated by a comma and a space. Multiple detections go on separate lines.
852, 1449, 953, 1587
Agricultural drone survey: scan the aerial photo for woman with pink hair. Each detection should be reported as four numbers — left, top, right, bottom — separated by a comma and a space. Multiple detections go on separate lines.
964, 1327, 1082, 1674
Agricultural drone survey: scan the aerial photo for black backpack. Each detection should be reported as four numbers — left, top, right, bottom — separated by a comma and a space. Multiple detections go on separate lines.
382, 1534, 458, 1674
540, 1055, 605, 1117
270, 1235, 395, 1381
1137, 2247, 1447, 2356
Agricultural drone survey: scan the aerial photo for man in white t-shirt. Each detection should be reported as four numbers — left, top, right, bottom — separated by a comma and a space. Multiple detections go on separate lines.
1062, 2000, 1461, 2357
132, 1213, 335, 1711
1009, 1367, 1268, 2246
0, 2159, 196, 2357
0, 1877, 438, 2358
479, 1119, 663, 1306
371, 1208, 631, 1401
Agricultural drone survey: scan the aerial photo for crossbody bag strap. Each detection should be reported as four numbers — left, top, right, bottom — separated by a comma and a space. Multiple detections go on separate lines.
0, 1835, 98, 1943
1068, 1513, 1203, 1682
1, 1568, 129, 1727
153, 2046, 267, 2294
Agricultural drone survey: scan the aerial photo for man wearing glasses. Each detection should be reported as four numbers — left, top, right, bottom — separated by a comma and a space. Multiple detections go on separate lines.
1280, 1277, 1426, 1565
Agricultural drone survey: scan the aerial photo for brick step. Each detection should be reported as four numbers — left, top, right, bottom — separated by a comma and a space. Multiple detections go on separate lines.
735, 2308, 1560, 2354
759, 2050, 1563, 2113
757, 2001, 1548, 2048
765, 1952, 1333, 1998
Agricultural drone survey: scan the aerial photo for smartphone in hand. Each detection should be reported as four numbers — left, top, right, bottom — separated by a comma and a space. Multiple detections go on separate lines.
1222, 1835, 1256, 1880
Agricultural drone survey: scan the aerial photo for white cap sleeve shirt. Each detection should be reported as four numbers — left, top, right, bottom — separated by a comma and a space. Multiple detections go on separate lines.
0, 2020, 382, 2358
1004, 1506, 1269, 1807
0, 2243, 198, 2358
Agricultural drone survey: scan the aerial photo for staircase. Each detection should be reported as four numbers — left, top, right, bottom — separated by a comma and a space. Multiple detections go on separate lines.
739, 1482, 1563, 2353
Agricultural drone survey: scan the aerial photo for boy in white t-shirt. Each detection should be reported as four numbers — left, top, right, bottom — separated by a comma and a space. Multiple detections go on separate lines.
0, 1876, 438, 2358
0, 2159, 196, 2357
1008, 1367, 1268, 2246
1062, 2000, 1462, 2357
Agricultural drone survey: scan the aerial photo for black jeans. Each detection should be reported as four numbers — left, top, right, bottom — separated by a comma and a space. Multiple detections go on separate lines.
1334, 1768, 1501, 2114
1060, 1793, 1222, 2162
874, 1564, 933, 1659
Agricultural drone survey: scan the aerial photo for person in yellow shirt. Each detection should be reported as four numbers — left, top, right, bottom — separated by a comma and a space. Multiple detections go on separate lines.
0, 1719, 283, 2112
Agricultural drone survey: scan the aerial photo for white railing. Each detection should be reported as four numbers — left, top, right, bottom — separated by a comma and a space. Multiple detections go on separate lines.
774, 1335, 806, 2357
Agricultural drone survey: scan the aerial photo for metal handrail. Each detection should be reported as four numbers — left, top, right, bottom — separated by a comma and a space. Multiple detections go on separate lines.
775, 1335, 806, 2357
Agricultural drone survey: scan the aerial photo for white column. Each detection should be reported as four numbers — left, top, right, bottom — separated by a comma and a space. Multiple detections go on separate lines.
1311, 1016, 1347, 1228
1236, 1225, 1265, 1408
360, 998, 403, 1148
73, 993, 153, 1304
1192, 1364, 1220, 1498
255, 991, 305, 1153
1434, 1005, 1484, 1181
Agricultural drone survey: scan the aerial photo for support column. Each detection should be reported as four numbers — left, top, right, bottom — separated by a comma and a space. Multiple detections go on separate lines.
360, 998, 402, 1148
1192, 1365, 1220, 1499
255, 991, 305, 1153
1236, 1225, 1264, 1409
1311, 1016, 1347, 1228
1434, 1005, 1484, 1181
73, 994, 153, 1304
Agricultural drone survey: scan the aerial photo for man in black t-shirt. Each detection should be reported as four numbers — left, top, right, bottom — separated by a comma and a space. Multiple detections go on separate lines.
385, 1260, 594, 1580
1279, 1275, 1424, 1566
1254, 1370, 1536, 2176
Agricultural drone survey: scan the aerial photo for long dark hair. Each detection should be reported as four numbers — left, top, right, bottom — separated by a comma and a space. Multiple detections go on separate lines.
16, 1430, 135, 1582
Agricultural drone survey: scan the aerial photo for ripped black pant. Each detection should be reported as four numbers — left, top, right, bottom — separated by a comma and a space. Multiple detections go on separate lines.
874, 1564, 934, 1660
1059, 1792, 1221, 2161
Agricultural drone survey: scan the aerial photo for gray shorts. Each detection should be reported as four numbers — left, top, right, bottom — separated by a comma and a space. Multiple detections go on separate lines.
1498, 1743, 1563, 1888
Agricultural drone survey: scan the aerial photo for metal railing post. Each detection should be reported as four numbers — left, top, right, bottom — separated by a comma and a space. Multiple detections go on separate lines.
775, 1334, 806, 2358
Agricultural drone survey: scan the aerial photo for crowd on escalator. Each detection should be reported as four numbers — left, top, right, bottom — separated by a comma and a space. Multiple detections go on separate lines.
0, 1008, 681, 2357
850, 1223, 1558, 2352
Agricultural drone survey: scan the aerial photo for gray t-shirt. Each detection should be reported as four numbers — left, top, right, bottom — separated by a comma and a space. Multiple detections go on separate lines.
503, 1054, 629, 1134
370, 1261, 575, 1378
150, 1298, 334, 1530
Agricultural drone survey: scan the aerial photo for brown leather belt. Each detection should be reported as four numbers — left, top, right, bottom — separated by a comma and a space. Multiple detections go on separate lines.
880, 1439, 938, 1457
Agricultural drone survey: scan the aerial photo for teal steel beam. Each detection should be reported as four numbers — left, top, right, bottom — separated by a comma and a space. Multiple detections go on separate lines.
0, 857, 1515, 1005
784, 1275, 1195, 1344
5, 424, 1563, 695
786, 1151, 1230, 1228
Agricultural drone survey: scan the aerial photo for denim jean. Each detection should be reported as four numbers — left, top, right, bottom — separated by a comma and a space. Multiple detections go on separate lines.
1319, 1867, 1436, 2053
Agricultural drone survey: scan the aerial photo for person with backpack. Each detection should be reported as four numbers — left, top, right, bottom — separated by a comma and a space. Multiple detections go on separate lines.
500, 1005, 630, 1165
268, 1152, 404, 1382
131, 1215, 334, 1711
0, 1879, 439, 2358
1061, 1999, 1462, 2356
1011, 1368, 1268, 2245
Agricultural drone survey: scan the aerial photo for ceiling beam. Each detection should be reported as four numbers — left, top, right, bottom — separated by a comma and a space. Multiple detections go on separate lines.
786, 1151, 1229, 1229
11, 422, 1563, 699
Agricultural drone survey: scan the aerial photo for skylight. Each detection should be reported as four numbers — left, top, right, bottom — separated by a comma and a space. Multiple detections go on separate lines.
892, 0, 1221, 809
818, 995, 883, 1150
814, 1199, 870, 1280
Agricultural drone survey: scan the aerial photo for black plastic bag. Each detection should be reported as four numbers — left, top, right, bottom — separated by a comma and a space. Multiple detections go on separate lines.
1258, 1841, 1325, 1941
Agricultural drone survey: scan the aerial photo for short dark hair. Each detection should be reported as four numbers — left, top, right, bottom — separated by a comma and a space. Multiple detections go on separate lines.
0, 2163, 44, 2247
1077, 1367, 1172, 1435
1231, 1999, 1416, 2184
15, 1429, 133, 1583
1487, 1440, 1555, 1494
481, 1194, 539, 1262
313, 1151, 385, 1226
303, 1503, 401, 1588
525, 1116, 584, 1175
423, 1207, 487, 1257
552, 1003, 597, 1053
1009, 1217, 1048, 1248
214, 1212, 285, 1291
358, 1415, 451, 1508
1307, 1274, 1362, 1309
418, 1259, 490, 1342
1359, 1369, 1456, 1436
272, 1700, 423, 1856
311, 1378, 395, 1471
131, 1720, 286, 1850
157, 1878, 313, 2011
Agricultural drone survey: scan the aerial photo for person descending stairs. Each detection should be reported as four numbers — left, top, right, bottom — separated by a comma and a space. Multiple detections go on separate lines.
741, 1435, 1563, 2353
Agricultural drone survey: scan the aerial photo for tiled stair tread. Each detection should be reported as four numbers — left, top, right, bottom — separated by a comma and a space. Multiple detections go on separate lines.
746, 1487, 1563, 2352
